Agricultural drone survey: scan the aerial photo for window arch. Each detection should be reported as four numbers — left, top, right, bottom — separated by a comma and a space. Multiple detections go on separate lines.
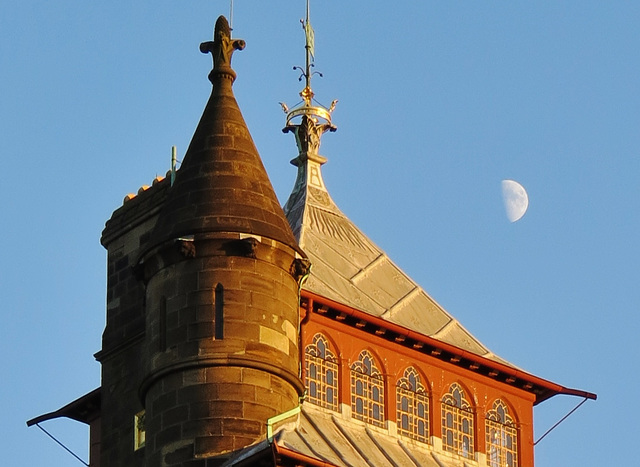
486, 399, 518, 467
396, 367, 429, 443
305, 334, 339, 411
441, 383, 474, 458
350, 350, 384, 427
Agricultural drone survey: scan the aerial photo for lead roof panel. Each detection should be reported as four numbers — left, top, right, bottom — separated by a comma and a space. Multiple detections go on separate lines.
283, 158, 512, 366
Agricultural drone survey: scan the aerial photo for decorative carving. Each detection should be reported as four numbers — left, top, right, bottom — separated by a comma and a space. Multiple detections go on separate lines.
238, 237, 259, 258
290, 258, 312, 284
199, 16, 245, 82
284, 115, 335, 156
328, 99, 338, 113
178, 240, 196, 258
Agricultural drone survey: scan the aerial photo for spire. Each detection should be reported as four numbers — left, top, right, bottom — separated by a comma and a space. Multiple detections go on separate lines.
144, 16, 300, 257
281, 1, 337, 165
282, 2, 339, 237
278, 12, 513, 372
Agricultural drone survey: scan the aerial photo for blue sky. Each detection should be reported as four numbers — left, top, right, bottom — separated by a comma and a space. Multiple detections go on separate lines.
2, 2, 637, 465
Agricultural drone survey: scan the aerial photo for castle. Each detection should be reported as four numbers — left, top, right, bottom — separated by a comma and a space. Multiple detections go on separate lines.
28, 13, 594, 467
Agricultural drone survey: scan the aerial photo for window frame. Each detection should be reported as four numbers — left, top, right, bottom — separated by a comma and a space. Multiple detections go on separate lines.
350, 350, 385, 427
486, 399, 518, 467
396, 366, 430, 443
304, 333, 339, 411
441, 383, 475, 459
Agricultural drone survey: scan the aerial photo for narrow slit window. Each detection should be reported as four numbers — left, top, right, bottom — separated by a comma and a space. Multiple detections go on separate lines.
158, 296, 166, 351
134, 410, 146, 451
215, 283, 224, 339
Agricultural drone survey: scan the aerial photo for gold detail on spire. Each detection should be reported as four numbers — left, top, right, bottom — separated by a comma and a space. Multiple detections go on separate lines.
281, 1, 337, 159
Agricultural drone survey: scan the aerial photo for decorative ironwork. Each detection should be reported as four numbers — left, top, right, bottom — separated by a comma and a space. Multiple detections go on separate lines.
281, 1, 337, 159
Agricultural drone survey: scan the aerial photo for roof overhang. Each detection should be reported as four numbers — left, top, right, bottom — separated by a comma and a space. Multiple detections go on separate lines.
27, 388, 101, 427
301, 289, 596, 405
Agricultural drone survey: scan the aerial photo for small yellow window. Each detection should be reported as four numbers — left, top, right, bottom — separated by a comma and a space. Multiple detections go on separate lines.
134, 410, 146, 450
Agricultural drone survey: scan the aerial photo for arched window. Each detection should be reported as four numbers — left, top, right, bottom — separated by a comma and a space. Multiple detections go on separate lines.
441, 383, 474, 458
486, 400, 518, 467
350, 350, 384, 427
305, 334, 339, 411
396, 367, 429, 443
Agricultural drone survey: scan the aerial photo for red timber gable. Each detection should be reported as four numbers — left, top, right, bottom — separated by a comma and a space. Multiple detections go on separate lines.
297, 290, 595, 466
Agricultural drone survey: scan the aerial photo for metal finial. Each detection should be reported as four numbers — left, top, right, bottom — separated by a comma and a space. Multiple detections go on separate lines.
171, 146, 177, 186
281, 1, 337, 159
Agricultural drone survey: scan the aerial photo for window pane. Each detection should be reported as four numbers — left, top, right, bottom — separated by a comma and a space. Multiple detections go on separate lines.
486, 400, 518, 467
442, 384, 474, 458
305, 335, 338, 411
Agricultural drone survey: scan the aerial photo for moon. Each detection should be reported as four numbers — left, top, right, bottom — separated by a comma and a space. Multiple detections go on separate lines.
501, 179, 529, 223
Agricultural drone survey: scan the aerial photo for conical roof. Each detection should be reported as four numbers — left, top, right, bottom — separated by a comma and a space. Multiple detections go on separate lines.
147, 16, 299, 254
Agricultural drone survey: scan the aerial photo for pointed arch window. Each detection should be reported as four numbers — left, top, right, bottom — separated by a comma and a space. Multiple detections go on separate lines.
396, 367, 429, 443
350, 350, 384, 427
486, 400, 518, 467
305, 334, 339, 411
441, 383, 474, 458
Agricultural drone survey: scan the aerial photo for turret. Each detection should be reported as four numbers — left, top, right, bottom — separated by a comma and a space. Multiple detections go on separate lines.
134, 16, 307, 465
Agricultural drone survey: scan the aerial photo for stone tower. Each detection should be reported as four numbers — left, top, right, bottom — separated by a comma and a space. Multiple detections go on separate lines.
99, 16, 307, 466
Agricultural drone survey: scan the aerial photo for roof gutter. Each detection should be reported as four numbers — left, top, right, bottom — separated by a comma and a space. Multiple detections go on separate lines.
272, 443, 337, 467
301, 290, 596, 404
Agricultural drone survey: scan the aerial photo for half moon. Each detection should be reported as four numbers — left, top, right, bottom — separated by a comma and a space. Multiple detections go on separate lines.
501, 179, 529, 223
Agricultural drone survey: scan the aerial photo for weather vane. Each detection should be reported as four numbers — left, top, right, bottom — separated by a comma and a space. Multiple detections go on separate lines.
281, 0, 337, 158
